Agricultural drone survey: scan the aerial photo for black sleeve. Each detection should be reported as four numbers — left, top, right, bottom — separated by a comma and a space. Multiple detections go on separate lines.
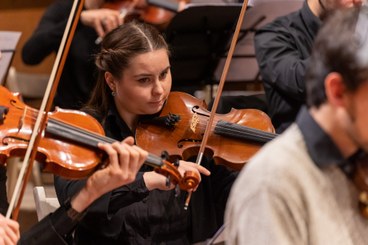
188, 158, 238, 243
54, 175, 115, 235
53, 170, 149, 236
18, 207, 74, 245
210, 163, 238, 221
21, 0, 72, 65
108, 172, 149, 214
254, 23, 309, 102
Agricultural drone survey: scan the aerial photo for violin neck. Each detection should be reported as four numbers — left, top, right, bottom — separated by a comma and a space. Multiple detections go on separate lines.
45, 118, 163, 168
214, 120, 277, 144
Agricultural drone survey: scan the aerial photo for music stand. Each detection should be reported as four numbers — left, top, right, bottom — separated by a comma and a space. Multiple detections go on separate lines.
163, 3, 242, 94
0, 31, 21, 85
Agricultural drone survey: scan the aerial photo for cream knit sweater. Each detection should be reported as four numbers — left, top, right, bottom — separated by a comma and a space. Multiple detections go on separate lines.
225, 125, 368, 245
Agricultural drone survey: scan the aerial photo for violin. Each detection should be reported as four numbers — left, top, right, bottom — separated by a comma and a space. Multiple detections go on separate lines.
141, 0, 188, 29
101, 0, 142, 23
0, 86, 199, 191
102, 0, 185, 29
136, 92, 277, 171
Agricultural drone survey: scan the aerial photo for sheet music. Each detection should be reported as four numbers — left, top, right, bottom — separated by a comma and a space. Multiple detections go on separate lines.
0, 31, 22, 85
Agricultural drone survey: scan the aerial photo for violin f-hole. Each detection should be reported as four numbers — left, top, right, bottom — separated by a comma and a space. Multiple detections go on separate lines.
0, 106, 8, 124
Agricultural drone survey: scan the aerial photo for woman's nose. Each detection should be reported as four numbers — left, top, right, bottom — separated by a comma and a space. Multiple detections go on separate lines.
153, 80, 164, 94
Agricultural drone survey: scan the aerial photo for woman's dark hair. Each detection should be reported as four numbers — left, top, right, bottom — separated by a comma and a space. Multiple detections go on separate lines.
84, 21, 169, 121
306, 6, 368, 108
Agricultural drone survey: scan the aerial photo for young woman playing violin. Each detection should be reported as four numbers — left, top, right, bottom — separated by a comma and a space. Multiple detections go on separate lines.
54, 21, 237, 244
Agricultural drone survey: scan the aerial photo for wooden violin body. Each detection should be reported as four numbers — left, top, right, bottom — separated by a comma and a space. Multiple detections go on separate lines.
136, 92, 277, 170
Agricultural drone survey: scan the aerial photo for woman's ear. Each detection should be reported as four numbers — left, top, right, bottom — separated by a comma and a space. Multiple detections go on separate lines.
104, 71, 115, 91
324, 72, 347, 107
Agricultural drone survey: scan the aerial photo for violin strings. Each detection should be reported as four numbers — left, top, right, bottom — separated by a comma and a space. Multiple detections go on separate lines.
47, 118, 114, 146
225, 122, 277, 139
21, 108, 276, 146
195, 121, 275, 136
46, 119, 165, 169
214, 121, 277, 143
173, 117, 276, 141
142, 112, 276, 143
221, 124, 276, 141
15, 108, 114, 145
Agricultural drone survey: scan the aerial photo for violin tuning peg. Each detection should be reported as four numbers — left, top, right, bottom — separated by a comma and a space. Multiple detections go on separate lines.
174, 159, 180, 167
165, 176, 171, 188
161, 151, 169, 160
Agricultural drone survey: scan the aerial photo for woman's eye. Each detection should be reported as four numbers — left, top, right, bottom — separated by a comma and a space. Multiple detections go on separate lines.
138, 77, 150, 83
159, 71, 168, 80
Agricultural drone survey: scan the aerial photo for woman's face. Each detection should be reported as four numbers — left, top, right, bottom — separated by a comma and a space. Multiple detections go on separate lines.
106, 48, 172, 125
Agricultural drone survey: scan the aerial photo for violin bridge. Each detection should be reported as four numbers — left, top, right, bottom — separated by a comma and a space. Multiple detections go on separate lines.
190, 113, 199, 133
18, 106, 27, 131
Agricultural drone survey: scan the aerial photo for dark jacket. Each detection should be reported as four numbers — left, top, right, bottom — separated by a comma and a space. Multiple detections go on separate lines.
254, 1, 321, 133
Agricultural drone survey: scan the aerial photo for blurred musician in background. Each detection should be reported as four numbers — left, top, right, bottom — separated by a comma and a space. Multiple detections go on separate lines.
21, 0, 128, 110
254, 0, 362, 133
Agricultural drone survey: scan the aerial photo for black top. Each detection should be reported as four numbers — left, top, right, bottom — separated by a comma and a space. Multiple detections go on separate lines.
19, 203, 78, 245
254, 1, 321, 133
22, 0, 99, 110
54, 102, 237, 244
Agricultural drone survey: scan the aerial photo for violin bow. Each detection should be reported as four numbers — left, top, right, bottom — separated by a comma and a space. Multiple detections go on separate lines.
6, 0, 85, 219
184, 0, 249, 209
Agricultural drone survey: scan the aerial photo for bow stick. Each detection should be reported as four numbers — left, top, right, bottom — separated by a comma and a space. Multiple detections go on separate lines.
184, 0, 249, 209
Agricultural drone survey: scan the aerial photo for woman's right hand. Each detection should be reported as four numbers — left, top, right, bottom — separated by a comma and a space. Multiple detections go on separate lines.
143, 160, 210, 191
80, 8, 124, 38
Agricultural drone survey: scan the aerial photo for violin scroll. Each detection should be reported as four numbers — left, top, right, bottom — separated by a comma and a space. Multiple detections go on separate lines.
153, 159, 199, 191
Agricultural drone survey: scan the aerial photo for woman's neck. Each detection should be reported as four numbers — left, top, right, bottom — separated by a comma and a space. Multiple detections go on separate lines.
114, 103, 138, 132
121, 113, 138, 132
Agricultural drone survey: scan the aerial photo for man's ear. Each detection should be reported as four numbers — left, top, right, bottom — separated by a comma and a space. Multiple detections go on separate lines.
324, 72, 346, 107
